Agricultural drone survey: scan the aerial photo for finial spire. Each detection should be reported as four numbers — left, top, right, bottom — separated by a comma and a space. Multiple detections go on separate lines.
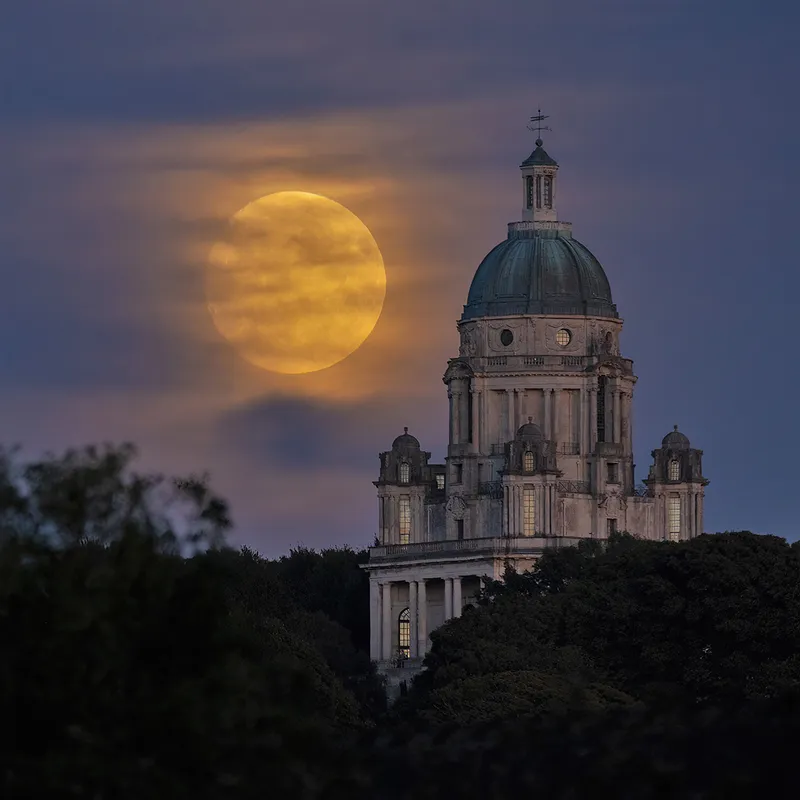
527, 109, 551, 144
674, 424, 679, 431
528, 416, 533, 423
404, 426, 408, 434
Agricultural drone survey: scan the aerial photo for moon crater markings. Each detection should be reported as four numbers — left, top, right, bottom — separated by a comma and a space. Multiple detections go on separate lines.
206, 191, 386, 374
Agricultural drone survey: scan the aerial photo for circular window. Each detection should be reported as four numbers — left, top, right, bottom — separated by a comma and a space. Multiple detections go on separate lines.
555, 328, 572, 347
500, 329, 514, 346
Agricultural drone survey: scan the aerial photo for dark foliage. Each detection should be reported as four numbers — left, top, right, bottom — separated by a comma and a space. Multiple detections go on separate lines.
3, 444, 800, 798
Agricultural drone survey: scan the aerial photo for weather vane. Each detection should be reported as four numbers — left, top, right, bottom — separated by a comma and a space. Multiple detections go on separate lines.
527, 109, 551, 140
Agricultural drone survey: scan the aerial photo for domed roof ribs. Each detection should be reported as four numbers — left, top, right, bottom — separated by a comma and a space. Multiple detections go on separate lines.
557, 235, 590, 314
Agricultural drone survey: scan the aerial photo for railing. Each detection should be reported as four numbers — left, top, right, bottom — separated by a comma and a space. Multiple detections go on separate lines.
478, 481, 504, 499
556, 480, 591, 494
557, 442, 580, 455
369, 535, 598, 562
478, 354, 634, 374
594, 441, 624, 456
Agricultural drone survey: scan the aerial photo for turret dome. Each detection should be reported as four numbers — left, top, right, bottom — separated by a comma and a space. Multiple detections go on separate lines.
662, 425, 690, 450
392, 427, 420, 450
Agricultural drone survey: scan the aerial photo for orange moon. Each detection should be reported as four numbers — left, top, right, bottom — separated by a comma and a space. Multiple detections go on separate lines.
206, 191, 386, 374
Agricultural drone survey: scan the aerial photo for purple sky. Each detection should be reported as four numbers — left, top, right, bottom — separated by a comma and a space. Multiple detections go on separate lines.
1, 0, 798, 554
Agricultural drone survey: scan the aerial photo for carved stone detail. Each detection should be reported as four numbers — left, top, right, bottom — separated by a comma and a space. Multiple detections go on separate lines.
459, 325, 477, 356
446, 495, 467, 520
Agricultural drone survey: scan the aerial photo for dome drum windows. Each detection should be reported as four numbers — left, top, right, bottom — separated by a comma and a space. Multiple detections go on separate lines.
668, 459, 680, 481
399, 462, 410, 484
555, 328, 572, 347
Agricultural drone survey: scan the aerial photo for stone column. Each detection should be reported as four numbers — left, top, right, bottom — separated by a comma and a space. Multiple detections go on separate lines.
613, 388, 621, 443
409, 580, 418, 658
444, 578, 453, 620
479, 390, 487, 453
471, 389, 480, 452
452, 390, 461, 444
502, 485, 509, 536
417, 580, 427, 655
580, 387, 588, 454
381, 582, 392, 660
544, 483, 550, 536
448, 390, 454, 444
506, 389, 514, 440
369, 580, 381, 661
544, 388, 552, 439
552, 388, 561, 443
589, 387, 597, 449
452, 576, 462, 618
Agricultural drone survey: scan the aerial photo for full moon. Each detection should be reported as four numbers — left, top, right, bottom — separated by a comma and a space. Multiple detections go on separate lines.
206, 191, 386, 374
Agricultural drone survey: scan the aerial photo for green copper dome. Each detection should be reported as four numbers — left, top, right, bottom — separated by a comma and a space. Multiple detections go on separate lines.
462, 226, 618, 321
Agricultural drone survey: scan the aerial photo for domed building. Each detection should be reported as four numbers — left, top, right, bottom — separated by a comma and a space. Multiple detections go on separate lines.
364, 130, 709, 673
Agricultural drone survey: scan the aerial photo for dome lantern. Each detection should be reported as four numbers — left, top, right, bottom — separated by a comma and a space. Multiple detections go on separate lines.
520, 111, 559, 224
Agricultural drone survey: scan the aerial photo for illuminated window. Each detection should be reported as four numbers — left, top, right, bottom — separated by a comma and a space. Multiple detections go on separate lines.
543, 176, 553, 208
398, 608, 410, 659
399, 462, 410, 484
523, 450, 535, 472
523, 487, 536, 536
668, 460, 680, 481
668, 496, 681, 541
556, 328, 571, 347
436, 473, 445, 490
526, 175, 533, 209
399, 497, 411, 544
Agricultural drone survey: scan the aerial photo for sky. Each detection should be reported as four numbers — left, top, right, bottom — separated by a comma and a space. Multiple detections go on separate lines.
1, 0, 799, 554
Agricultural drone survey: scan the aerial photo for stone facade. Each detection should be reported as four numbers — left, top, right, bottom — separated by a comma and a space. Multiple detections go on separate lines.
363, 133, 709, 673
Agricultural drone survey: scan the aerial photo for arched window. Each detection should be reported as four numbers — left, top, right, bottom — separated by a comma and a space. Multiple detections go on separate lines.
668, 460, 680, 481
535, 175, 542, 209
399, 462, 410, 484
543, 176, 553, 208
525, 175, 533, 209
523, 450, 535, 472
398, 608, 410, 659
